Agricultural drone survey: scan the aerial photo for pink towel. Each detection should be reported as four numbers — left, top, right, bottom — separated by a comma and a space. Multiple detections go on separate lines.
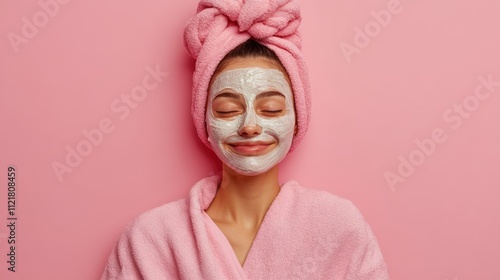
184, 0, 311, 153
101, 175, 389, 279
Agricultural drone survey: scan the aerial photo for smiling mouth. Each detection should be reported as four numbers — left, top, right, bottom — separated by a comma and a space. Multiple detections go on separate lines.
227, 141, 276, 156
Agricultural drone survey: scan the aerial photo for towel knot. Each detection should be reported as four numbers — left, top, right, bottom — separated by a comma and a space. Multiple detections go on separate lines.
184, 0, 301, 59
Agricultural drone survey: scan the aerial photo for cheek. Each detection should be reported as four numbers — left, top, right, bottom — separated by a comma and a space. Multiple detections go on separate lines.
267, 97, 296, 138
207, 116, 242, 140
260, 114, 295, 138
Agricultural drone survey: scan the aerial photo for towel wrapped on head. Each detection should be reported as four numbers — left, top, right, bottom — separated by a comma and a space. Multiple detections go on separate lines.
184, 0, 311, 153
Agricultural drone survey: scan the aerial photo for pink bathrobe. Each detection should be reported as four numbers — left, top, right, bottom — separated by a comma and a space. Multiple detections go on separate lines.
101, 175, 389, 279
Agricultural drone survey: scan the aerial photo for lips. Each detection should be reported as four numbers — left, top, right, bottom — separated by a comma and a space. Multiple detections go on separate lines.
227, 141, 275, 156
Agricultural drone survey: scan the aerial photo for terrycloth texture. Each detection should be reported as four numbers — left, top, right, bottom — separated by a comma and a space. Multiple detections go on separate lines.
183, 0, 311, 153
101, 175, 389, 279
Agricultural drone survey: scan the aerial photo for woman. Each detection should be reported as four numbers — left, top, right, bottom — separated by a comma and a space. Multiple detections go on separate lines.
101, 1, 389, 279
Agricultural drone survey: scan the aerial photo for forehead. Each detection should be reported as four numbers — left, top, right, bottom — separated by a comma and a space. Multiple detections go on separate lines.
210, 67, 290, 94
209, 56, 292, 89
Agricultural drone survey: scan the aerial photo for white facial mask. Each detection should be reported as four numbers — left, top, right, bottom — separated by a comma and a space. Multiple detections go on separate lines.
206, 67, 295, 176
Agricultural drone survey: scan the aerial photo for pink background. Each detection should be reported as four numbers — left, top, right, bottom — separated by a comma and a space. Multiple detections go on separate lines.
1, 0, 499, 279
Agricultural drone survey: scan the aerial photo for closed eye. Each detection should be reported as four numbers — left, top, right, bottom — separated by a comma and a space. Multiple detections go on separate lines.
216, 110, 240, 115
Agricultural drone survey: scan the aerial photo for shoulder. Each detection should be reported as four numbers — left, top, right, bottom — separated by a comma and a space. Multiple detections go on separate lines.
102, 199, 190, 279
118, 175, 220, 241
281, 182, 389, 275
121, 198, 189, 241
283, 181, 361, 215
282, 181, 369, 232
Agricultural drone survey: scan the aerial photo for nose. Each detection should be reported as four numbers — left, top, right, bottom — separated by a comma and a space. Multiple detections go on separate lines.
238, 124, 262, 137
238, 110, 262, 137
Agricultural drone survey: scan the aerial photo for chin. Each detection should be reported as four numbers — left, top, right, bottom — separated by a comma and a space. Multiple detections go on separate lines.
224, 157, 278, 177
229, 167, 270, 177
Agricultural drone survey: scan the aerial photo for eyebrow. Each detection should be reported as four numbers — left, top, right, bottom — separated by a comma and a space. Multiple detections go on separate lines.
255, 91, 285, 100
214, 91, 285, 100
213, 92, 243, 100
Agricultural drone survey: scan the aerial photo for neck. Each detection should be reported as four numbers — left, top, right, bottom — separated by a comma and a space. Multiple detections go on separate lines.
206, 164, 281, 229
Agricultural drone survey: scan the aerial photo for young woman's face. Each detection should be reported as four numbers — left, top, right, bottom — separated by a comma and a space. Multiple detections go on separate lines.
206, 57, 296, 176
